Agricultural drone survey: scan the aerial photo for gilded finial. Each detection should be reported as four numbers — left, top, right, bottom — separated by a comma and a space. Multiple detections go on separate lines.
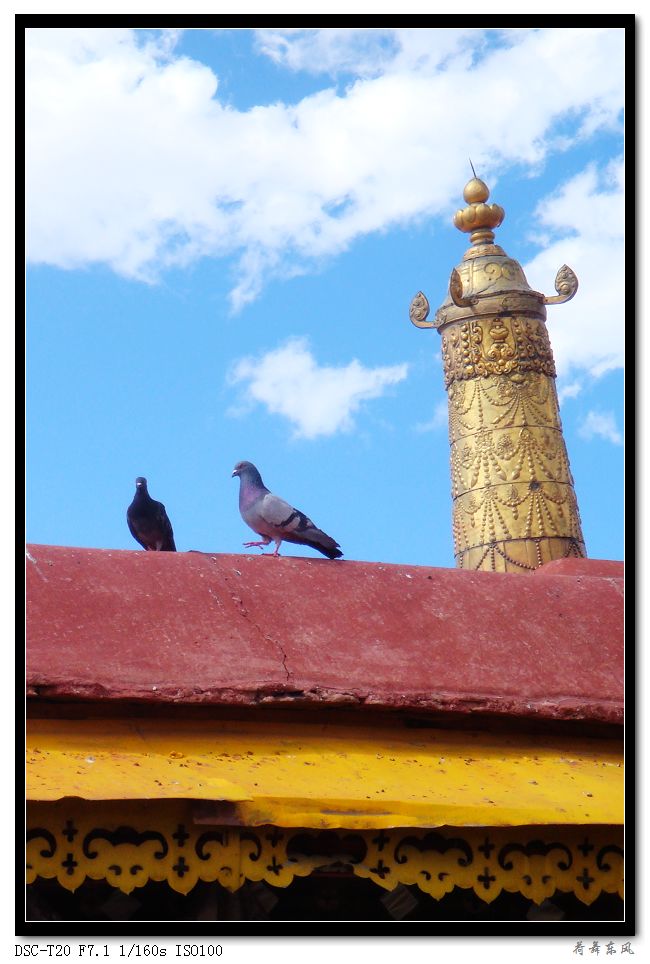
453, 176, 505, 245
407, 170, 586, 572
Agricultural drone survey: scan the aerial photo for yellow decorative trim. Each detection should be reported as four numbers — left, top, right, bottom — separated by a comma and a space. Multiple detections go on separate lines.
26, 800, 623, 907
27, 719, 623, 828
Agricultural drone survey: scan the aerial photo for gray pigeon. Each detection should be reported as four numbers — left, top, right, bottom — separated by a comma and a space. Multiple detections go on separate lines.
127, 477, 177, 551
232, 461, 343, 559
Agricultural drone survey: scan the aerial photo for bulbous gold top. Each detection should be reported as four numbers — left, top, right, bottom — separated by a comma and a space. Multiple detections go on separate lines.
453, 177, 505, 244
463, 177, 490, 204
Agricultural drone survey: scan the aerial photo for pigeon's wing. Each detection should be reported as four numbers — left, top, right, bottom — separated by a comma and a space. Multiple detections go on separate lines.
154, 500, 176, 551
126, 510, 145, 548
242, 489, 341, 559
256, 493, 308, 530
260, 493, 342, 557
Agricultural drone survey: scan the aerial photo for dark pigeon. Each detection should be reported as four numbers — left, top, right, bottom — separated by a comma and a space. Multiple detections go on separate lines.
232, 461, 343, 559
127, 477, 176, 551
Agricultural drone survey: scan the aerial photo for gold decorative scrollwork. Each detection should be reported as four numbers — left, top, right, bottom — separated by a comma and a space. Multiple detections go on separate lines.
449, 268, 478, 308
409, 291, 434, 328
544, 265, 579, 305
441, 317, 555, 389
26, 801, 623, 907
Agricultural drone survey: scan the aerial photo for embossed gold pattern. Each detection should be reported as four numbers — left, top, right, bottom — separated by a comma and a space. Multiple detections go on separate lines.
409, 177, 586, 571
544, 264, 579, 305
409, 291, 433, 328
26, 800, 623, 907
441, 317, 557, 387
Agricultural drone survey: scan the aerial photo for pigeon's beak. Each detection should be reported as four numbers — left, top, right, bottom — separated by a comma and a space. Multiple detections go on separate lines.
231, 469, 239, 478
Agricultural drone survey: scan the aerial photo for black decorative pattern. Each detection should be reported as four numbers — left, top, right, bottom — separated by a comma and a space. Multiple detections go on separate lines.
596, 844, 624, 872
83, 826, 168, 860
172, 824, 190, 847
26, 828, 57, 858
576, 867, 595, 889
498, 839, 573, 872
266, 855, 283, 876
239, 831, 262, 863
577, 836, 594, 857
395, 831, 473, 867
372, 830, 390, 852
478, 836, 495, 859
195, 831, 228, 861
477, 867, 496, 890
369, 858, 390, 879
61, 820, 78, 843
61, 853, 78, 876
287, 831, 366, 865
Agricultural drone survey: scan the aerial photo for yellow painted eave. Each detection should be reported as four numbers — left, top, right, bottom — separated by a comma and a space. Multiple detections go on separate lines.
26, 718, 623, 829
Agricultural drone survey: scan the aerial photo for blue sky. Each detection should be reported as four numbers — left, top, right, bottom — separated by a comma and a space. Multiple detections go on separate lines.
25, 26, 625, 566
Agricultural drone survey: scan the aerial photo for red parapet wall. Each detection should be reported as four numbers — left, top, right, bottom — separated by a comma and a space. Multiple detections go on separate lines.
25, 545, 623, 724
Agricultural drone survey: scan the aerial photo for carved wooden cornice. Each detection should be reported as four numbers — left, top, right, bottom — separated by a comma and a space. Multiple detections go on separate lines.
27, 800, 623, 908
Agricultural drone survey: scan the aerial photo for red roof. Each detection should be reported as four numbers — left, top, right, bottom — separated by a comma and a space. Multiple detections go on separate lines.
26, 544, 624, 726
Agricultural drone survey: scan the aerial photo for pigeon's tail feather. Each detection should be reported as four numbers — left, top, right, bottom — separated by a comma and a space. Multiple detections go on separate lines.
319, 543, 344, 560
299, 532, 343, 560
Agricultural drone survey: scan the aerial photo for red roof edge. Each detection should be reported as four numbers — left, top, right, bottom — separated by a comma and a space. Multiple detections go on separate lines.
536, 558, 624, 578
26, 544, 624, 727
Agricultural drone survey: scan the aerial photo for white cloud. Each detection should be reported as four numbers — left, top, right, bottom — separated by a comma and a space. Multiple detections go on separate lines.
523, 157, 624, 379
26, 26, 624, 322
228, 338, 408, 439
253, 28, 474, 78
414, 400, 448, 433
578, 410, 623, 446
254, 28, 397, 77
557, 380, 583, 404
